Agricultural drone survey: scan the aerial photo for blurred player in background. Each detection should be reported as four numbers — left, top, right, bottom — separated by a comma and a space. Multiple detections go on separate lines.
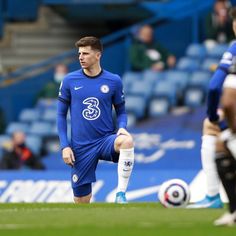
57, 36, 134, 204
203, 7, 236, 226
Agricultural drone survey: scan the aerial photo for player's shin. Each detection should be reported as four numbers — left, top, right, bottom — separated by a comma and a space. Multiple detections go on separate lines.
215, 152, 236, 213
201, 135, 220, 196
117, 148, 134, 193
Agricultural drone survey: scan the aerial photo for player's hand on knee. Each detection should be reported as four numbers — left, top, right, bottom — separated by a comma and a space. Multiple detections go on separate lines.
203, 118, 221, 135
62, 147, 75, 167
117, 128, 130, 137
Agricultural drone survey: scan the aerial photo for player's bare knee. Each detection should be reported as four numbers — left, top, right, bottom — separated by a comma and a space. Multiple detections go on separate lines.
120, 135, 134, 149
74, 194, 91, 204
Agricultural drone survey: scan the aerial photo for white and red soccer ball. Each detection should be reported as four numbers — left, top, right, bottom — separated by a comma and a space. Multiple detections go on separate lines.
158, 179, 190, 208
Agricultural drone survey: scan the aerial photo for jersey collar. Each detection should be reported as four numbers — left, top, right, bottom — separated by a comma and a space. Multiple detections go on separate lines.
82, 69, 103, 79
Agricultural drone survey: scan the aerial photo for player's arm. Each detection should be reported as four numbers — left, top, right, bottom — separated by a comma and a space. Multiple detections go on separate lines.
57, 79, 75, 166
57, 99, 70, 149
113, 75, 129, 135
207, 67, 227, 122
114, 102, 129, 136
207, 45, 236, 122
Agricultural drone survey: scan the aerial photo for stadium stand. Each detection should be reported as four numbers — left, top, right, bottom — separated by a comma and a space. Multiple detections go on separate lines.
205, 43, 228, 58
176, 57, 201, 72
184, 86, 206, 108
122, 71, 143, 91
0, 0, 229, 185
186, 43, 207, 60
148, 97, 170, 118
125, 95, 147, 120
151, 79, 177, 106
19, 108, 41, 123
6, 122, 30, 135
4, 1, 236, 206
25, 134, 43, 156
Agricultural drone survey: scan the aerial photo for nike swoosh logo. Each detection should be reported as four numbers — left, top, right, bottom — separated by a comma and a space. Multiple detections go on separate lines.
74, 86, 83, 90
186, 199, 219, 209
106, 185, 160, 202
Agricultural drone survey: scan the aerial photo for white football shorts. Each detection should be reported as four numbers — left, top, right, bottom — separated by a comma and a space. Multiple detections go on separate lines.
223, 74, 236, 89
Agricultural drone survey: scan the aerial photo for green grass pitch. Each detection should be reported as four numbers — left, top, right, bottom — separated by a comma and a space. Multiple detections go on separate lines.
0, 203, 235, 236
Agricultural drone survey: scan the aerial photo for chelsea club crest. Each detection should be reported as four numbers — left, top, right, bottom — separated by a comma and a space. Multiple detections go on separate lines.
100, 85, 109, 93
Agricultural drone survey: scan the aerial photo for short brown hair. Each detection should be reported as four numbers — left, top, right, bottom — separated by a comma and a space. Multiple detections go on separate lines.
229, 7, 236, 20
75, 36, 103, 52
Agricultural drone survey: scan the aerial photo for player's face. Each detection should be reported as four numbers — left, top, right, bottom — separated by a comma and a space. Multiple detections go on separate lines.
78, 46, 101, 69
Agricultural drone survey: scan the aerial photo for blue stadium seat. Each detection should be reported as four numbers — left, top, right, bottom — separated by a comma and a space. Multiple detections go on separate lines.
25, 135, 42, 156
51, 123, 57, 136
176, 57, 200, 72
28, 121, 53, 136
6, 122, 30, 135
125, 95, 146, 119
36, 98, 57, 111
152, 80, 177, 106
148, 97, 170, 117
42, 109, 57, 123
122, 71, 143, 92
127, 113, 137, 127
0, 135, 11, 152
186, 43, 207, 60
206, 43, 228, 58
19, 108, 40, 123
0, 134, 11, 144
43, 136, 60, 154
184, 86, 205, 107
165, 70, 190, 92
52, 121, 71, 139
127, 80, 154, 100
188, 71, 211, 90
142, 70, 165, 83
201, 58, 219, 72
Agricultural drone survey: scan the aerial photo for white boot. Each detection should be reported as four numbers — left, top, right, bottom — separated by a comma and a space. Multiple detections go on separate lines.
214, 211, 236, 226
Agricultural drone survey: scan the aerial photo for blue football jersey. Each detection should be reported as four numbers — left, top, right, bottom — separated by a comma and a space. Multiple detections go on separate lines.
58, 69, 125, 148
207, 42, 236, 121
219, 42, 236, 72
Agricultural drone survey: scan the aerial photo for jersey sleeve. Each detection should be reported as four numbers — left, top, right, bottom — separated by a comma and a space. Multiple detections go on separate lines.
57, 76, 71, 149
58, 76, 71, 104
57, 100, 70, 149
218, 43, 236, 71
207, 43, 236, 122
112, 75, 125, 105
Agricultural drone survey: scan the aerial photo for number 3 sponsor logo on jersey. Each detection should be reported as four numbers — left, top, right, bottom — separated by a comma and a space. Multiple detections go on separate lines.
82, 97, 101, 120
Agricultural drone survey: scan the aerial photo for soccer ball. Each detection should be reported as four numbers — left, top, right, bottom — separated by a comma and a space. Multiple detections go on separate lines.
158, 179, 190, 208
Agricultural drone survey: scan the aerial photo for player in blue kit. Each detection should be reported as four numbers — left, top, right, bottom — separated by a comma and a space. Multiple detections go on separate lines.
205, 7, 236, 225
189, 7, 236, 223
57, 36, 134, 204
